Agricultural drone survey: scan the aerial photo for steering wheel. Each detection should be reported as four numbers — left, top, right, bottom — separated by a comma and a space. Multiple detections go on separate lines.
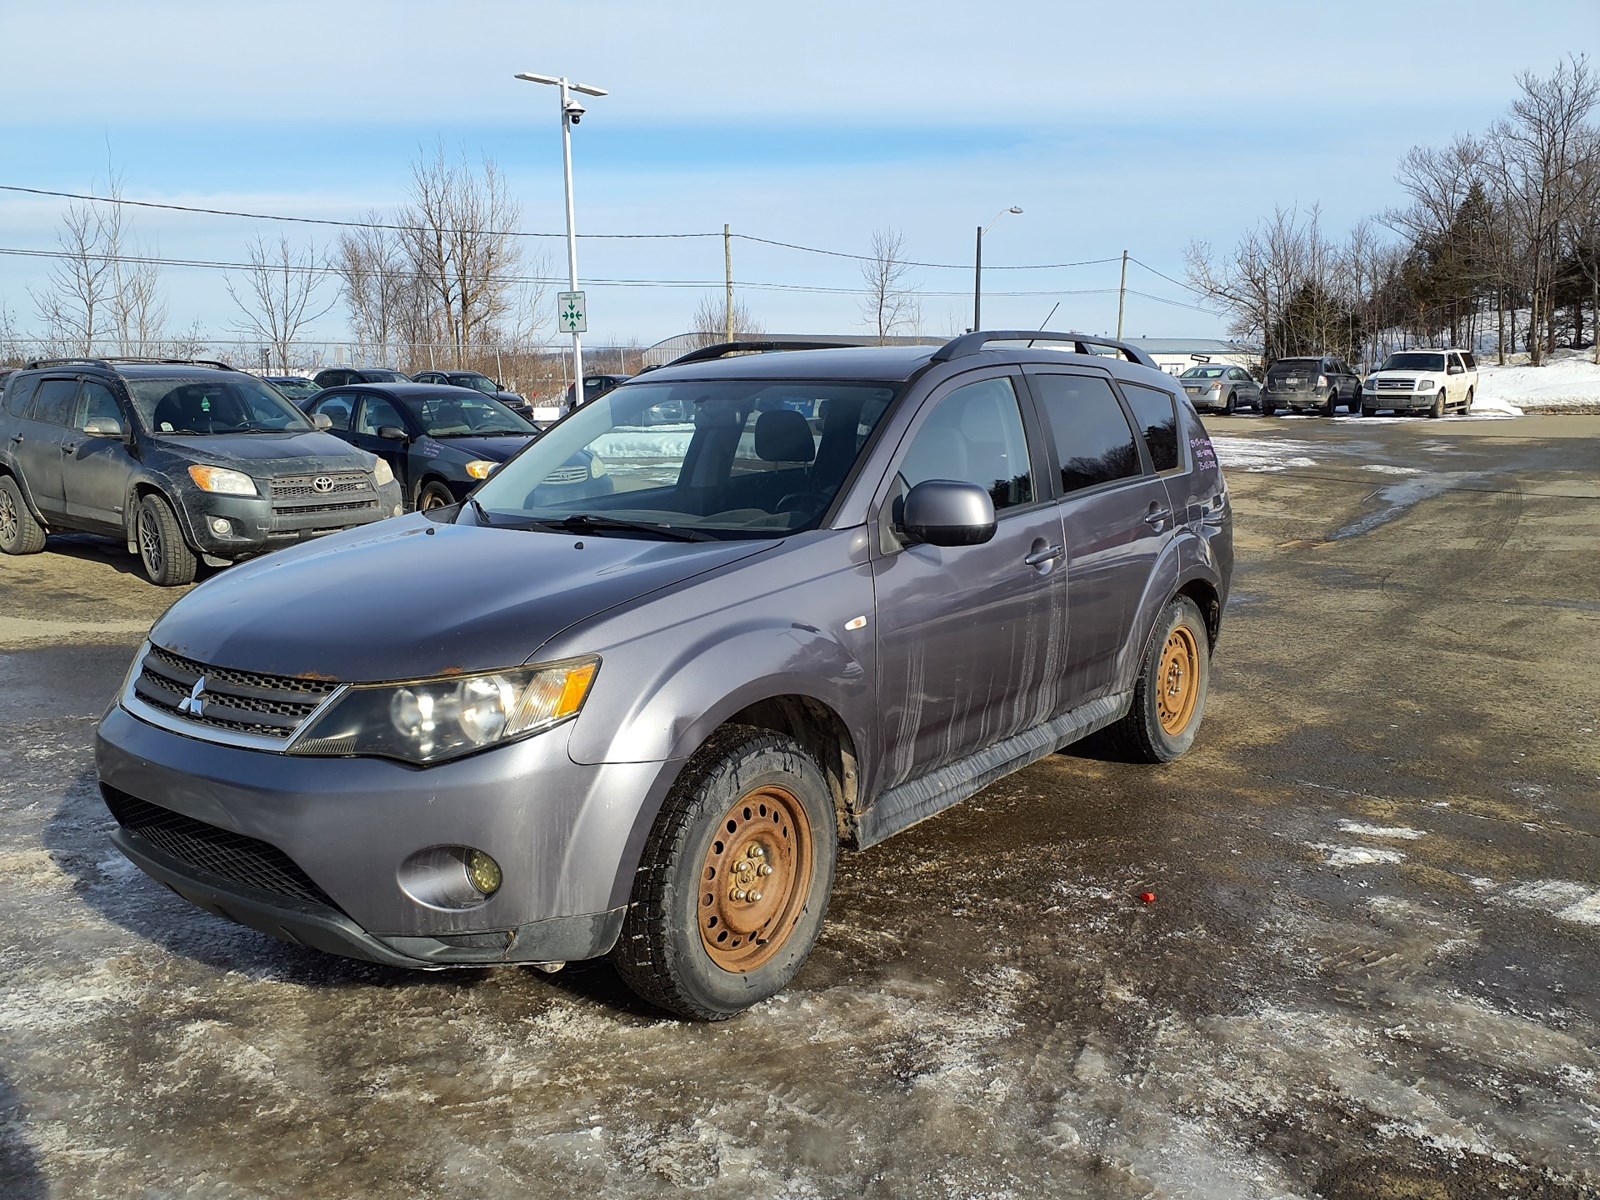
774, 492, 826, 518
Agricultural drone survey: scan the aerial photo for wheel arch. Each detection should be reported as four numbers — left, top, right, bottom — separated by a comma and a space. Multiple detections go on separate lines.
0, 463, 48, 527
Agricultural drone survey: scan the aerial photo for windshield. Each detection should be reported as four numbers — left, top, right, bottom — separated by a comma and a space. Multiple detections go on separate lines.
469, 378, 898, 539
406, 391, 536, 437
1180, 367, 1225, 379
1379, 353, 1447, 372
268, 379, 320, 400
358, 370, 409, 383
451, 374, 499, 395
129, 375, 315, 435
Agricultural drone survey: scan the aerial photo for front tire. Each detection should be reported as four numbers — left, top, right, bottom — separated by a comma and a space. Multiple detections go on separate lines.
612, 726, 837, 1020
136, 494, 197, 587
1105, 596, 1211, 763
417, 481, 456, 512
1429, 390, 1446, 419
0, 476, 47, 555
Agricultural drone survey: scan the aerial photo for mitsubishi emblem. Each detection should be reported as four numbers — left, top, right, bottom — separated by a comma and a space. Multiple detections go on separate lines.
177, 677, 207, 717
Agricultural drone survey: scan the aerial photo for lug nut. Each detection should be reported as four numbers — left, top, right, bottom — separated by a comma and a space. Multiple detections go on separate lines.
758, 864, 773, 876
751, 846, 764, 858
750, 891, 763, 902
733, 889, 747, 901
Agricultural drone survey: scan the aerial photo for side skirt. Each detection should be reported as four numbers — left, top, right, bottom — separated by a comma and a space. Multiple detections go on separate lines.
855, 691, 1132, 850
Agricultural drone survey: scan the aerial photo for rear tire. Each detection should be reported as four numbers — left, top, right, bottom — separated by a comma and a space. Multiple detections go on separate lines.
1322, 390, 1339, 417
612, 726, 837, 1020
1261, 400, 1277, 417
1462, 387, 1474, 415
0, 476, 47, 555
136, 494, 198, 587
1224, 391, 1237, 415
1105, 596, 1211, 764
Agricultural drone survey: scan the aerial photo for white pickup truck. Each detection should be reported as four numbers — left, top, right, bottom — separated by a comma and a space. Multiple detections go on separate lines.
1362, 349, 1478, 417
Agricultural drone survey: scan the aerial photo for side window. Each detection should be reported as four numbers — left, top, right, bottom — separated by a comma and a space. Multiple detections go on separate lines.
356, 395, 405, 435
1462, 351, 1477, 370
1030, 373, 1142, 495
1121, 382, 1182, 473
899, 376, 1035, 511
1227, 368, 1245, 381
313, 393, 355, 431
77, 381, 122, 429
4, 376, 40, 418
29, 379, 80, 427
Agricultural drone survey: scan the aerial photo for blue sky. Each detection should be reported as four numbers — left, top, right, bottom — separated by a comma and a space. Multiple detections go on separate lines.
3, 0, 1598, 350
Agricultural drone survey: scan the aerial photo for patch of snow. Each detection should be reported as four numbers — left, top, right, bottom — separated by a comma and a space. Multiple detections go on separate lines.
1478, 349, 1600, 411
1504, 880, 1600, 927
1360, 464, 1424, 475
1309, 844, 1406, 867
1337, 822, 1426, 840
1211, 436, 1319, 472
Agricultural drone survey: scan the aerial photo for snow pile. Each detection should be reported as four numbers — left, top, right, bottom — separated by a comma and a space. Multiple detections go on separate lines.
1210, 436, 1319, 472
1477, 350, 1600, 412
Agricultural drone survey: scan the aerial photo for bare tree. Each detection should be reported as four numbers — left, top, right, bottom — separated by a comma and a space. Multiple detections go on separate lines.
689, 294, 763, 347
859, 228, 920, 343
401, 147, 523, 367
1485, 55, 1600, 363
336, 215, 416, 365
226, 235, 335, 374
30, 200, 117, 356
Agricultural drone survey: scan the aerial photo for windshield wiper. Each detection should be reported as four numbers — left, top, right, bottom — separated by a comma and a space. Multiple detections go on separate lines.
465, 496, 493, 527
540, 513, 717, 543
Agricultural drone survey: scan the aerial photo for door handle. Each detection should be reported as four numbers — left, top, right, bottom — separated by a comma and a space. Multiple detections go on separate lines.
1144, 508, 1172, 530
1024, 544, 1064, 567
61, 442, 80, 454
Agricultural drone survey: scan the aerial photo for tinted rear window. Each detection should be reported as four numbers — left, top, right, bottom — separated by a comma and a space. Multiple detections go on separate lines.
1121, 382, 1181, 472
1030, 373, 1142, 495
4, 375, 39, 417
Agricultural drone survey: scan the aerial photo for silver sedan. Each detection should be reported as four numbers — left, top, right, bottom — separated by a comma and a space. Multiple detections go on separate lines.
1177, 365, 1262, 415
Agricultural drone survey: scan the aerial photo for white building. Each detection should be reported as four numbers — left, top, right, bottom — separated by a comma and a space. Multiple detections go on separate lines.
1123, 338, 1262, 377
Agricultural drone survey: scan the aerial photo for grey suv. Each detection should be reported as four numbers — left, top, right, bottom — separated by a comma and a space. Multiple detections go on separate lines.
1, 358, 404, 584
96, 332, 1233, 1018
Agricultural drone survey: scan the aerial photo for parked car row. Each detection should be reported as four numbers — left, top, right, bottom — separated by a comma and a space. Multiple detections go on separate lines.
1177, 348, 1479, 418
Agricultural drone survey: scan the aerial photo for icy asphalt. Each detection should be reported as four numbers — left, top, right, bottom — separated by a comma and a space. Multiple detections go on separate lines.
2, 414, 1598, 1200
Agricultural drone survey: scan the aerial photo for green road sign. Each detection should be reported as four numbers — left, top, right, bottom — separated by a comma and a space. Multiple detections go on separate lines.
557, 291, 587, 334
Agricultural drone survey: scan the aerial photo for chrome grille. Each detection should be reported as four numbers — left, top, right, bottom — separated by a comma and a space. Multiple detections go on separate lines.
1376, 378, 1415, 390
546, 465, 589, 485
270, 471, 372, 502
132, 645, 338, 740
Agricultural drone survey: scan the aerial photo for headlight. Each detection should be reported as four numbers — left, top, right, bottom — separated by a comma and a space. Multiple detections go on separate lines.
465, 460, 497, 480
373, 459, 395, 487
288, 656, 599, 764
187, 465, 257, 496
588, 455, 608, 479
1416, 378, 1435, 390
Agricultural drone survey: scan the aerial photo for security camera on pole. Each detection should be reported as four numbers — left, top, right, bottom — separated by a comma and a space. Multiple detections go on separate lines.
514, 71, 607, 408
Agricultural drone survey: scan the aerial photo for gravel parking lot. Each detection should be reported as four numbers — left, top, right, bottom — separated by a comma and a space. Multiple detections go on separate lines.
3, 414, 1598, 1200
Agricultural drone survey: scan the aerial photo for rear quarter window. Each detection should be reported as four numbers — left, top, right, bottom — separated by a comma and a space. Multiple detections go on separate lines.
4, 375, 40, 418
1121, 382, 1182, 473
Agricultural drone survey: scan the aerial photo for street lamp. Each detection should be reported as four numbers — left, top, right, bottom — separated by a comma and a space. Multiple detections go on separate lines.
973, 206, 1023, 332
514, 71, 608, 407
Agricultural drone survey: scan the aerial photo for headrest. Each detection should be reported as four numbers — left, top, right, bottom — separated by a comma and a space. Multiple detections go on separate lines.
754, 408, 815, 463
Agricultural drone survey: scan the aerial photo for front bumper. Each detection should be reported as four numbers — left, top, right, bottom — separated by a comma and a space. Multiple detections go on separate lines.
95, 702, 672, 966
1363, 390, 1430, 410
179, 481, 405, 559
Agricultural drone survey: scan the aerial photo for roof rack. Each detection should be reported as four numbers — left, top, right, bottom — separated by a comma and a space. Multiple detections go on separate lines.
930, 331, 1158, 370
24, 356, 236, 371
665, 339, 876, 366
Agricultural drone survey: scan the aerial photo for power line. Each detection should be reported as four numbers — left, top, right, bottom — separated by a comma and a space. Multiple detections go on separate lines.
1128, 256, 1215, 300
0, 245, 1172, 303
1, 183, 1128, 273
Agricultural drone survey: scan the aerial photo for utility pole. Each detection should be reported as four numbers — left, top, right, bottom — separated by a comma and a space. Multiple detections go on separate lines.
724, 223, 734, 344
1116, 250, 1128, 340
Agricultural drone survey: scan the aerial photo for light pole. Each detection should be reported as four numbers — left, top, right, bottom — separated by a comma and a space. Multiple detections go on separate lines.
973, 206, 1022, 332
514, 71, 607, 407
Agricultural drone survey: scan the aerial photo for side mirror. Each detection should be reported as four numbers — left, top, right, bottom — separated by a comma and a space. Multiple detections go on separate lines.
310, 412, 333, 431
899, 480, 997, 547
377, 425, 409, 442
82, 416, 124, 438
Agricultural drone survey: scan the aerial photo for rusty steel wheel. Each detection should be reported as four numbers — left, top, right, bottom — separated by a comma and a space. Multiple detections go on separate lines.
1155, 625, 1202, 737
1105, 595, 1210, 764
697, 784, 814, 972
612, 726, 837, 1020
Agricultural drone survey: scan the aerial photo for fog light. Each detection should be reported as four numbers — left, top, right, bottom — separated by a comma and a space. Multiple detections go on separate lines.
210, 517, 230, 535
466, 850, 502, 896
392, 504, 403, 516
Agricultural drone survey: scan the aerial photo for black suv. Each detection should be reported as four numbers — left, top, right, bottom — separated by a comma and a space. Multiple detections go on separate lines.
0, 358, 404, 585
1260, 356, 1363, 417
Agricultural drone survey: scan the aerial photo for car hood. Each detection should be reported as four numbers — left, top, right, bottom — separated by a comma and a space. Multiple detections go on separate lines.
147, 514, 773, 681
152, 430, 373, 472
428, 433, 536, 462
493, 390, 526, 403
